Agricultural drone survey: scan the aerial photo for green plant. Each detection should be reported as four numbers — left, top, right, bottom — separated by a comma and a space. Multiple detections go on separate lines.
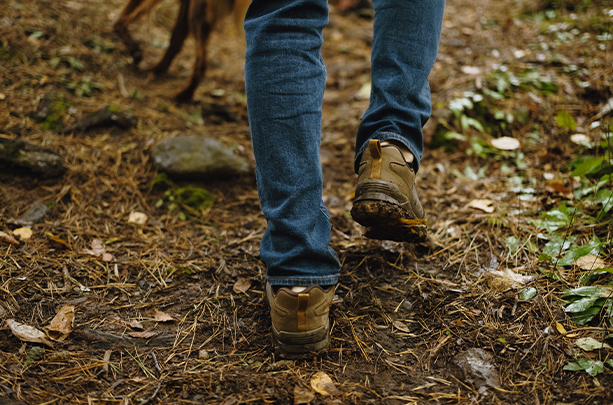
563, 285, 613, 325
65, 76, 102, 97
40, 97, 73, 131
564, 357, 612, 376
152, 174, 214, 220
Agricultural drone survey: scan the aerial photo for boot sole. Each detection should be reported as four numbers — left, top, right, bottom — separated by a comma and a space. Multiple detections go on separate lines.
272, 325, 330, 357
351, 195, 428, 243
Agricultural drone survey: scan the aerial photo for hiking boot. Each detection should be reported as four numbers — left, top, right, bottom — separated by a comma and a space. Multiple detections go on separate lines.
266, 282, 335, 356
351, 139, 428, 242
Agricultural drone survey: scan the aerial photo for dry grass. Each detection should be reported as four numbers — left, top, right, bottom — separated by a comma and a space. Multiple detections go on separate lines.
1, 0, 613, 403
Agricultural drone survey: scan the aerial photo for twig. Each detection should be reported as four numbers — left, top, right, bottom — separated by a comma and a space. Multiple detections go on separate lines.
456, 231, 479, 277
140, 382, 162, 405
561, 326, 613, 335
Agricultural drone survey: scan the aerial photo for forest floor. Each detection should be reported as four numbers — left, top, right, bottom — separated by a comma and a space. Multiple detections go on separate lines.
1, 0, 613, 403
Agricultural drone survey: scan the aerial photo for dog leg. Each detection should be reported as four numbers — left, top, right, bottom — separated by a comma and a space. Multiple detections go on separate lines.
150, 0, 190, 75
114, 0, 161, 66
174, 0, 212, 101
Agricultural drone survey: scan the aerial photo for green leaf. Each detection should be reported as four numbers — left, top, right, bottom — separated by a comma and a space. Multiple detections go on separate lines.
557, 110, 577, 131
565, 296, 601, 313
574, 175, 609, 199
572, 156, 604, 177
564, 361, 585, 371
69, 57, 84, 71
482, 88, 505, 100
576, 337, 611, 351
529, 209, 571, 232
519, 287, 537, 300
460, 114, 469, 131
582, 358, 604, 376
506, 236, 520, 258
445, 132, 466, 141
595, 189, 613, 220
563, 286, 612, 297
569, 306, 602, 325
178, 212, 186, 221
466, 117, 485, 132
606, 359, 613, 368
557, 237, 602, 267
599, 267, 613, 274
542, 234, 576, 258
538, 253, 552, 262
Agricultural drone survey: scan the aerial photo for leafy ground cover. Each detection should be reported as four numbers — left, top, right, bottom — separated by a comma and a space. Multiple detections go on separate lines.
0, 0, 612, 403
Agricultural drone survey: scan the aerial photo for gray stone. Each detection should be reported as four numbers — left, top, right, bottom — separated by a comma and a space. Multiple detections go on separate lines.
15, 202, 49, 226
401, 300, 413, 312
450, 348, 500, 388
0, 138, 65, 177
152, 136, 250, 179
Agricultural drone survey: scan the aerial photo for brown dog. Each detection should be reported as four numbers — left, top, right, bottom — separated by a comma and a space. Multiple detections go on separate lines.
114, 0, 250, 101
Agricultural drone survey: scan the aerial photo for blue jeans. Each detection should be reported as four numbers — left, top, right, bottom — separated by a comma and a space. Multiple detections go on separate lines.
244, 0, 444, 286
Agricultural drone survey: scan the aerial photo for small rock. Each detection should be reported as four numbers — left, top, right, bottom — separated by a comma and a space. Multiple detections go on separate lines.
152, 135, 251, 179
14, 202, 49, 226
401, 300, 413, 312
450, 348, 500, 389
0, 139, 65, 177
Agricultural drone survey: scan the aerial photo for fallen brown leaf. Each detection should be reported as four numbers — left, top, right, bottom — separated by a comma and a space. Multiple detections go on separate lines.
467, 199, 495, 213
128, 211, 147, 225
46, 232, 72, 249
13, 227, 33, 241
491, 137, 520, 150
545, 180, 574, 199
0, 231, 19, 246
310, 371, 341, 396
84, 239, 105, 256
392, 320, 411, 333
233, 277, 251, 294
294, 386, 315, 404
575, 254, 606, 271
45, 305, 75, 340
487, 268, 537, 291
129, 319, 144, 329
6, 319, 54, 347
84, 239, 113, 262
153, 309, 174, 322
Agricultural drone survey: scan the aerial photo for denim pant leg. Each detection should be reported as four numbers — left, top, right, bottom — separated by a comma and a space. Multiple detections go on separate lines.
244, 0, 341, 287
354, 0, 446, 173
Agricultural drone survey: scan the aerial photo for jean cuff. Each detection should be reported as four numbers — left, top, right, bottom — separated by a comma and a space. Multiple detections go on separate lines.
267, 275, 339, 287
354, 132, 421, 173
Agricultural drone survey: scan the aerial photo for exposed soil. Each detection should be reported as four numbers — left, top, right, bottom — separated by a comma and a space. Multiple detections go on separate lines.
1, 0, 613, 404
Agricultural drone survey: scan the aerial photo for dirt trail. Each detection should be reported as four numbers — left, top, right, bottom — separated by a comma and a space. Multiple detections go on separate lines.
1, 0, 612, 403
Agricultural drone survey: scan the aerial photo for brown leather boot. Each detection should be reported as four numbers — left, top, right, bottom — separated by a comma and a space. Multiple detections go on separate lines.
351, 139, 428, 242
266, 283, 335, 356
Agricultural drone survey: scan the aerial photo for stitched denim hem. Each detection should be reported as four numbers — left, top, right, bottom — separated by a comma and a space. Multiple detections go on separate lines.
354, 132, 422, 173
267, 275, 339, 287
